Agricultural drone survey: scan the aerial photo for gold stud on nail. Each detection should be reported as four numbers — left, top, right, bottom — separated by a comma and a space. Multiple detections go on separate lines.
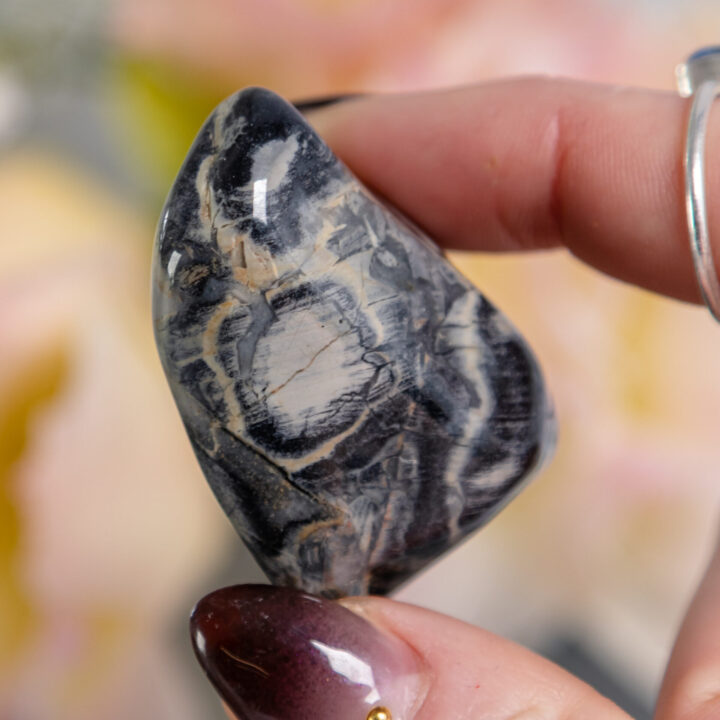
367, 707, 392, 720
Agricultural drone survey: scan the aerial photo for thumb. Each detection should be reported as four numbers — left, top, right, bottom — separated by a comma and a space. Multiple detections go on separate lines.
190, 584, 628, 720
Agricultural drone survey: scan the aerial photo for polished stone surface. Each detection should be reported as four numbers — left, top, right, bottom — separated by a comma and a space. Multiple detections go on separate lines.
152, 87, 554, 597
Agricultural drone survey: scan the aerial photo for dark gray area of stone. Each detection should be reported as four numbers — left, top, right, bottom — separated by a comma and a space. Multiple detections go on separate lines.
153, 87, 555, 597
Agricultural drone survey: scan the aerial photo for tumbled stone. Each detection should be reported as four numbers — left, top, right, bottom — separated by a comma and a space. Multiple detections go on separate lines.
152, 87, 555, 597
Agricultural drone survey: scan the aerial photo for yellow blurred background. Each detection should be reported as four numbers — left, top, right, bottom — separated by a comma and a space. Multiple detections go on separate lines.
2, 1, 720, 718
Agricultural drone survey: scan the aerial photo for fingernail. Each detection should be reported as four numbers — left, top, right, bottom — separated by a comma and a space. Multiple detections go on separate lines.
292, 93, 363, 114
190, 585, 426, 720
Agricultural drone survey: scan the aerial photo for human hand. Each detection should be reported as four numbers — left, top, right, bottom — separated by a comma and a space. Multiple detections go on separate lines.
189, 79, 720, 720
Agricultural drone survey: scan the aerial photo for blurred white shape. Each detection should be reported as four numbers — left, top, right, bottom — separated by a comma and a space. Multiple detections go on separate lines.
0, 69, 26, 144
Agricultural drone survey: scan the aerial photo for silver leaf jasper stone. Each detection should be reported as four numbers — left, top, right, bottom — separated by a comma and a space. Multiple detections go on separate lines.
152, 87, 555, 597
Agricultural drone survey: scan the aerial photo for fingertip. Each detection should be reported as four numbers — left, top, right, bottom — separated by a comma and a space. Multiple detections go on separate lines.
656, 537, 720, 720
304, 78, 708, 303
189, 585, 425, 720
339, 595, 631, 720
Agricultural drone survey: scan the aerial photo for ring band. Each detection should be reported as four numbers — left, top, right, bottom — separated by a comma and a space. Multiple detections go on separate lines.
677, 47, 720, 322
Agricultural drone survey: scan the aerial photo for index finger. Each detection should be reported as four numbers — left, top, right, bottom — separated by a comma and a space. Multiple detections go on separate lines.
308, 77, 720, 303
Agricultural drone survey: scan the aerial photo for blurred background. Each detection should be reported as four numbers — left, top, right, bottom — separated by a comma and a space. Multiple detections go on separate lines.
2, 0, 720, 718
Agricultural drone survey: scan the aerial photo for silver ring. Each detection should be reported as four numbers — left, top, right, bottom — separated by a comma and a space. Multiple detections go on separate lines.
677, 47, 720, 322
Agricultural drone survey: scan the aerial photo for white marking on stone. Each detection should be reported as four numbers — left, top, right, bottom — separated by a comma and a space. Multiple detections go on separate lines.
282, 407, 373, 473
376, 248, 398, 267
195, 154, 216, 233
239, 237, 279, 290
251, 134, 299, 192
364, 217, 380, 247
201, 297, 245, 434
437, 291, 495, 537
465, 455, 520, 492
213, 93, 243, 145
167, 250, 182, 281
252, 178, 268, 223
253, 310, 374, 439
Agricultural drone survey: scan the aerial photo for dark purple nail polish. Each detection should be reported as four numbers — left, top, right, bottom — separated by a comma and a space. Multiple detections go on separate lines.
190, 585, 425, 720
292, 93, 363, 113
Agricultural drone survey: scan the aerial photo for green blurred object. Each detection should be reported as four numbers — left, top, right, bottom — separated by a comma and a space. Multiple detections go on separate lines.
0, 349, 68, 668
109, 56, 228, 210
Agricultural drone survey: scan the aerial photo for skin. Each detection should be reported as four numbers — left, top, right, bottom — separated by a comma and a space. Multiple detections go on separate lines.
225, 77, 720, 719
